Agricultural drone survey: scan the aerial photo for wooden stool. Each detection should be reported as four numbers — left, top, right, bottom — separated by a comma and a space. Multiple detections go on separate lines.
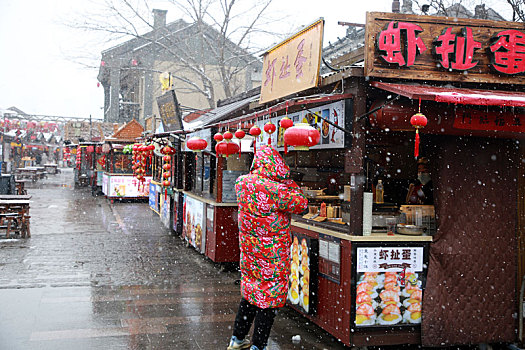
0, 213, 20, 238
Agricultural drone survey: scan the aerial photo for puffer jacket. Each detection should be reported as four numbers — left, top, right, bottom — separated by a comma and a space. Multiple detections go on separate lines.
235, 146, 308, 308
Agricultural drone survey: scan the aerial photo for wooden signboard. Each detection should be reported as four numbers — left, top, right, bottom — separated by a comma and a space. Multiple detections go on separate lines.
260, 19, 324, 104
156, 90, 183, 132
365, 12, 525, 84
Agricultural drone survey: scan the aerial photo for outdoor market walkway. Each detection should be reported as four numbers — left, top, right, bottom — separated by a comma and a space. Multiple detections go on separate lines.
0, 168, 348, 350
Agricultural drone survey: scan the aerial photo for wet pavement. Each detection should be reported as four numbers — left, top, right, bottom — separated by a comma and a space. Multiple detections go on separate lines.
0, 169, 348, 350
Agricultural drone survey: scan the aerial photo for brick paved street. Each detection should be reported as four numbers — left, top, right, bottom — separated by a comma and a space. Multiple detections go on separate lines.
0, 169, 348, 350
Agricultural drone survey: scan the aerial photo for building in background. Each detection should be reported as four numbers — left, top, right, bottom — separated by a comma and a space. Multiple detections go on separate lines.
97, 9, 262, 125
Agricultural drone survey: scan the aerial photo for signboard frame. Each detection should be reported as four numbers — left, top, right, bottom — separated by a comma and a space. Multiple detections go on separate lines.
156, 90, 184, 132
365, 12, 525, 85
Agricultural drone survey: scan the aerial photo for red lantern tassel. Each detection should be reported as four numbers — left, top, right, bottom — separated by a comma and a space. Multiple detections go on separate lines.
414, 129, 420, 158
284, 142, 288, 155
268, 136, 271, 145
253, 139, 256, 155
165, 188, 167, 201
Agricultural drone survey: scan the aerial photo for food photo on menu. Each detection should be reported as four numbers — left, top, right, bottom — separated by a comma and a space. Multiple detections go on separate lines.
355, 246, 425, 327
288, 235, 311, 313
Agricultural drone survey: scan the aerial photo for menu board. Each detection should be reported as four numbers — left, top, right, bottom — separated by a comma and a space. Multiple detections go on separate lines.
354, 245, 427, 328
253, 100, 351, 150
287, 232, 318, 315
318, 233, 341, 283
183, 195, 206, 254
149, 182, 157, 210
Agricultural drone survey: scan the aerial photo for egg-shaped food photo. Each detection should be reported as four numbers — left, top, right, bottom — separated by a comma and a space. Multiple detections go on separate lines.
377, 304, 402, 325
355, 303, 376, 326
379, 289, 401, 309
356, 291, 378, 309
403, 302, 422, 324
288, 279, 300, 304
356, 281, 378, 299
402, 288, 422, 308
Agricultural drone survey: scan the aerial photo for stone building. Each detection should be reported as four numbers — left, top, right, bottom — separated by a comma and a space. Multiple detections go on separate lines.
97, 9, 261, 125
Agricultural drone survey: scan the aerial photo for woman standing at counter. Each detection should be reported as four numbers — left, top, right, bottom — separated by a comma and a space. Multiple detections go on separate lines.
227, 146, 308, 350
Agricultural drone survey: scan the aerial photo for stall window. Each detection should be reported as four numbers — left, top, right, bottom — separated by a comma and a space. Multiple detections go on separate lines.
194, 153, 203, 193
202, 153, 215, 196
113, 152, 133, 174
183, 153, 195, 191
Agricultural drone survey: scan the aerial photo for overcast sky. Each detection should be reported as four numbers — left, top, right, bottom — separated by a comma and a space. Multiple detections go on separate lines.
0, 0, 512, 119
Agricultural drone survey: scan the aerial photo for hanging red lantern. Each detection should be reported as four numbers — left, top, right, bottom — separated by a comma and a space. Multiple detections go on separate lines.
410, 112, 428, 158
283, 123, 321, 151
263, 122, 276, 145
234, 129, 245, 156
234, 129, 245, 139
215, 141, 240, 157
279, 117, 294, 154
249, 125, 262, 154
214, 133, 224, 142
279, 117, 293, 129
223, 130, 233, 141
186, 137, 208, 152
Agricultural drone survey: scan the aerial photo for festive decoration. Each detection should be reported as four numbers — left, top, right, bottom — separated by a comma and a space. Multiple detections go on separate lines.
96, 146, 102, 154
410, 112, 428, 158
249, 125, 261, 154
234, 129, 245, 156
160, 145, 173, 199
279, 117, 294, 154
215, 141, 240, 157
263, 122, 276, 145
283, 123, 321, 151
223, 130, 234, 141
213, 132, 224, 142
186, 137, 208, 152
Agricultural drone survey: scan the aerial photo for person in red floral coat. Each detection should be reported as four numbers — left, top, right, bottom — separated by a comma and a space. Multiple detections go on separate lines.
227, 146, 308, 350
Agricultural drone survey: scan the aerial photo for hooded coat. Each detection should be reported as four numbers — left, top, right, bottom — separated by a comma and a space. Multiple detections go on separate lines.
235, 146, 308, 309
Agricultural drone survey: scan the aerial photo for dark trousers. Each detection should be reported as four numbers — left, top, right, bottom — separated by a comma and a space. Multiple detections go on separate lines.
232, 298, 278, 349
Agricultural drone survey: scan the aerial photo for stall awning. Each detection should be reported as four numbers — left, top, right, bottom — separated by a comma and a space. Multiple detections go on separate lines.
371, 81, 525, 108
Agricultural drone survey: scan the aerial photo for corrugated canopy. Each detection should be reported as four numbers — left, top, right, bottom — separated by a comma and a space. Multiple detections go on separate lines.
184, 94, 259, 131
371, 81, 525, 107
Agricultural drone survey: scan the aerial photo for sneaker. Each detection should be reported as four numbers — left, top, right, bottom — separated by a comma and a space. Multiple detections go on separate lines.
227, 335, 251, 350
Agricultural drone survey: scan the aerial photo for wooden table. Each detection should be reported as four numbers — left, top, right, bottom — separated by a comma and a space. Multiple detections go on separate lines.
43, 164, 59, 174
0, 195, 32, 200
0, 199, 31, 238
15, 167, 46, 181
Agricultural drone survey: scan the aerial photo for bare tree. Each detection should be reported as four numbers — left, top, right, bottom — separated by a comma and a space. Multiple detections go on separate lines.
68, 0, 280, 109
411, 0, 523, 21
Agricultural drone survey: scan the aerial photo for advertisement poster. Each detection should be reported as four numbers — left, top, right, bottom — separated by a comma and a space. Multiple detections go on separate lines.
287, 232, 318, 315
160, 197, 170, 228
107, 176, 151, 198
96, 171, 104, 186
183, 195, 206, 254
354, 246, 425, 327
149, 182, 157, 210
102, 173, 109, 195
255, 100, 346, 150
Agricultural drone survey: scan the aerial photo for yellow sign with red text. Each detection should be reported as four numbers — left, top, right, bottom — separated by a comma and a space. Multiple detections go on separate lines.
259, 19, 324, 104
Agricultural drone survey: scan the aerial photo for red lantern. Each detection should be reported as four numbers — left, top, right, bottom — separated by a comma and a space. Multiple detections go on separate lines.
163, 155, 171, 162
86, 146, 94, 153
283, 123, 321, 151
249, 125, 261, 137
215, 141, 240, 157
214, 133, 224, 142
163, 180, 171, 187
410, 112, 428, 158
279, 117, 293, 129
186, 137, 208, 152
163, 163, 171, 170
223, 130, 233, 141
234, 129, 245, 139
263, 122, 276, 145
279, 117, 294, 154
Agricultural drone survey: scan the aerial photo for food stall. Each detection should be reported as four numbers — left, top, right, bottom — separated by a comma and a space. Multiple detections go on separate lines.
181, 122, 254, 261
213, 13, 521, 347
101, 120, 152, 201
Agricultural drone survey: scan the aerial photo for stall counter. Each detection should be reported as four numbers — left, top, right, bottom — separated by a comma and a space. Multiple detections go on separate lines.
289, 220, 431, 347
180, 191, 240, 262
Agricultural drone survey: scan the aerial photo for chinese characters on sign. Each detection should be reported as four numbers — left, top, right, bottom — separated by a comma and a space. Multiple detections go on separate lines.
378, 21, 525, 74
377, 22, 426, 67
357, 247, 424, 272
365, 12, 525, 84
260, 19, 323, 104
453, 109, 525, 132
156, 90, 183, 132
